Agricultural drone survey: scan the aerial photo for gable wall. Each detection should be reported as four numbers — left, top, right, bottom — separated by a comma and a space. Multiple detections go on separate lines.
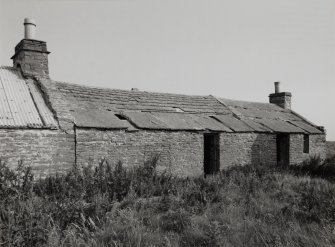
0, 129, 75, 177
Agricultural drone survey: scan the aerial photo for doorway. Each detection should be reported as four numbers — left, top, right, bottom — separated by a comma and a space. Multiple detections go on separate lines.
204, 133, 220, 175
276, 134, 290, 166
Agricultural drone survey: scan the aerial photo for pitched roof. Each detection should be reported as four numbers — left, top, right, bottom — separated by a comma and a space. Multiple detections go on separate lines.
0, 67, 324, 134
0, 67, 57, 128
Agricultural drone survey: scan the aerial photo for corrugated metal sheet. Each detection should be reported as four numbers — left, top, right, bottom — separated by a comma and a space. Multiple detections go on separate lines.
26, 79, 58, 128
0, 67, 43, 128
72, 109, 130, 129
289, 121, 322, 134
254, 119, 306, 133
213, 115, 253, 132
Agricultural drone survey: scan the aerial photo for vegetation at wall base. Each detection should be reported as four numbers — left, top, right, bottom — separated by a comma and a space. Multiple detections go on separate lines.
0, 155, 335, 247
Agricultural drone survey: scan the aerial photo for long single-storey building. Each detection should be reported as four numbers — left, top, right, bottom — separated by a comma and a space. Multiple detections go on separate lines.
0, 19, 326, 177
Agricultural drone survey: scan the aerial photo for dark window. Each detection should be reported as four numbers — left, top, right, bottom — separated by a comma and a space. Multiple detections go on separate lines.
277, 134, 290, 166
204, 133, 220, 176
303, 134, 309, 153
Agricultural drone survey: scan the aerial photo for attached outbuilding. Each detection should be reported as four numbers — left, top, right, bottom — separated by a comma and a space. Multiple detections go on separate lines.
0, 19, 326, 177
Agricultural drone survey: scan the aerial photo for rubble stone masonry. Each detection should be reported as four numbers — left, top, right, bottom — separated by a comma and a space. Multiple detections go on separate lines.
220, 133, 277, 168
0, 127, 327, 177
0, 129, 74, 177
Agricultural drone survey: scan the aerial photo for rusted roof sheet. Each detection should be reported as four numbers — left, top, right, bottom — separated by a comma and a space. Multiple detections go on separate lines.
212, 115, 254, 132
0, 67, 43, 128
254, 119, 306, 133
289, 120, 322, 134
72, 109, 129, 129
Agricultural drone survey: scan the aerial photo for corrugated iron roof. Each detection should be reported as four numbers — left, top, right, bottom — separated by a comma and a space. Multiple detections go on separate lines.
0, 67, 57, 128
26, 79, 58, 128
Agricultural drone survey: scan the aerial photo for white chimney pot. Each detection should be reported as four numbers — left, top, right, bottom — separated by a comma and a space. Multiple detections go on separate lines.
24, 18, 36, 40
274, 81, 280, 93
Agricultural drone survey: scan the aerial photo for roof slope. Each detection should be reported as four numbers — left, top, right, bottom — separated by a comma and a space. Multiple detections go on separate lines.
0, 66, 323, 134
36, 77, 322, 134
0, 67, 57, 128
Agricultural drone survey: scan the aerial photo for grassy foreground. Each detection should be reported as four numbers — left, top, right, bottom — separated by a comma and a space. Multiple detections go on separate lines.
1, 156, 335, 247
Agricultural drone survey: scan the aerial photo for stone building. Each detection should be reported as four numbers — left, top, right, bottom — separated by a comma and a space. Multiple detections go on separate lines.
0, 19, 326, 177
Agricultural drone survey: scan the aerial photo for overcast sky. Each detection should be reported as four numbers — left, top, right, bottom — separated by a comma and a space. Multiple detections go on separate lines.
1, 0, 334, 140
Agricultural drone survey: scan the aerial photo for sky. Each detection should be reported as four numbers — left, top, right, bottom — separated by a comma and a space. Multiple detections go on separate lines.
0, 0, 334, 140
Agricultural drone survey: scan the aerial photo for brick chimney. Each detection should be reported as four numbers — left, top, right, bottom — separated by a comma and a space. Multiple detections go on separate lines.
269, 82, 292, 109
11, 18, 50, 78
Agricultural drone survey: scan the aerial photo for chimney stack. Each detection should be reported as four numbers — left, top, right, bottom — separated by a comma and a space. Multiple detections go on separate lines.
269, 82, 292, 110
11, 18, 50, 78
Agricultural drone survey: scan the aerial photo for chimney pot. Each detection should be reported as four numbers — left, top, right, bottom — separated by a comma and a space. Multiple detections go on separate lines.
24, 18, 36, 39
274, 81, 280, 93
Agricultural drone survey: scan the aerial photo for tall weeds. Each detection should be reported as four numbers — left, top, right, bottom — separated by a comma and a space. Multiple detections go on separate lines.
0, 156, 335, 247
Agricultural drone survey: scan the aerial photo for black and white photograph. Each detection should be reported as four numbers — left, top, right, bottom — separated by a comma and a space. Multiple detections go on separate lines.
0, 0, 334, 246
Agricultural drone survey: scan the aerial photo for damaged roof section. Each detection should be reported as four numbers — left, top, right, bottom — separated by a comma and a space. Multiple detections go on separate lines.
0, 67, 57, 128
0, 66, 324, 134
217, 98, 322, 134
120, 112, 233, 131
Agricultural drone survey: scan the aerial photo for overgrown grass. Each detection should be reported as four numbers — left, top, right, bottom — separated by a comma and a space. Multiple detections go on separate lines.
1, 156, 335, 247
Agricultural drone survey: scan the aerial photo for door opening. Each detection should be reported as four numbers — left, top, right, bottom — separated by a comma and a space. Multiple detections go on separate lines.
276, 134, 289, 166
204, 133, 220, 175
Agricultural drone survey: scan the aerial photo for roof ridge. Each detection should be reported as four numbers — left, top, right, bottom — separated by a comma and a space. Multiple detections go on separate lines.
52, 79, 213, 98
219, 97, 271, 105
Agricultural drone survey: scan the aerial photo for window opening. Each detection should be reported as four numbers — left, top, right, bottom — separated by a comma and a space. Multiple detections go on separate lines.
204, 133, 220, 176
303, 134, 309, 153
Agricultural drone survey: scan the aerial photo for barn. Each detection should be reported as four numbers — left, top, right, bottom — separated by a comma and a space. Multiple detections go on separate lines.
0, 19, 326, 177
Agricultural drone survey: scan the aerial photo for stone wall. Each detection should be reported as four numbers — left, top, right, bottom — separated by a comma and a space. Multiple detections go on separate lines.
290, 134, 327, 164
0, 129, 75, 177
76, 128, 204, 177
76, 130, 282, 176
0, 127, 326, 177
220, 133, 277, 168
